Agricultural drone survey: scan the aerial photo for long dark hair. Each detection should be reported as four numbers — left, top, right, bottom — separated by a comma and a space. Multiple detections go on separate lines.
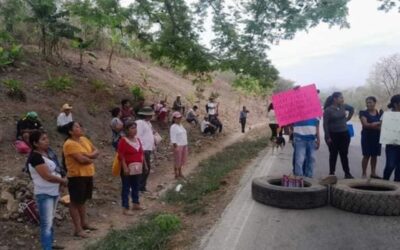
29, 130, 46, 150
110, 107, 121, 118
268, 103, 274, 112
324, 92, 342, 109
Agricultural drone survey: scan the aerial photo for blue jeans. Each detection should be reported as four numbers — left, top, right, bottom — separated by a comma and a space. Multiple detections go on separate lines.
36, 194, 59, 250
293, 137, 316, 178
383, 145, 400, 181
121, 174, 141, 208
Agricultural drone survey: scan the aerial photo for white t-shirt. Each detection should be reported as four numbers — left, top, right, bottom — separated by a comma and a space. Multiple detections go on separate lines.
268, 110, 277, 124
170, 124, 188, 146
207, 102, 218, 115
136, 119, 155, 151
28, 152, 60, 196
57, 112, 73, 127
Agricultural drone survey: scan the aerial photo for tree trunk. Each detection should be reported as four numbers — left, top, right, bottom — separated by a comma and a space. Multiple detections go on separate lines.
79, 51, 83, 69
41, 26, 46, 57
106, 45, 114, 72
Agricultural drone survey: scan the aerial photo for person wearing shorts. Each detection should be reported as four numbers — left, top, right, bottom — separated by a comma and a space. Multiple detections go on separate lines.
63, 121, 99, 238
170, 112, 188, 179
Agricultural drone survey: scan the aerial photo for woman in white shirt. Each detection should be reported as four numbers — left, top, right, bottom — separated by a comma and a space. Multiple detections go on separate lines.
267, 103, 282, 139
57, 103, 73, 135
28, 131, 67, 250
170, 111, 188, 179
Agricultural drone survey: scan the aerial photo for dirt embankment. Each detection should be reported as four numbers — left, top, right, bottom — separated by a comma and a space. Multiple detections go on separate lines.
0, 48, 267, 249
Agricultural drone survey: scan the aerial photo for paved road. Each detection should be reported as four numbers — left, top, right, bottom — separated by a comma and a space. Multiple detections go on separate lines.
200, 123, 400, 250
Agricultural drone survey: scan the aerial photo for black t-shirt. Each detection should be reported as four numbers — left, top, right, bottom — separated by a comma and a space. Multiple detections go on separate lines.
28, 152, 45, 168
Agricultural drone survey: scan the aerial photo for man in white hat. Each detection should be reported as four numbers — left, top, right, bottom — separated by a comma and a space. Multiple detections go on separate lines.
136, 106, 156, 192
57, 103, 73, 135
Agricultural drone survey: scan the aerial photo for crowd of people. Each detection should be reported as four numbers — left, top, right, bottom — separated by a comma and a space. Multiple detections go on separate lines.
267, 91, 400, 182
13, 93, 241, 249
13, 87, 400, 249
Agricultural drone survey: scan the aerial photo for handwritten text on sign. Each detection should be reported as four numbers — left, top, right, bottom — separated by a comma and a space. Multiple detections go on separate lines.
272, 84, 322, 126
380, 112, 400, 145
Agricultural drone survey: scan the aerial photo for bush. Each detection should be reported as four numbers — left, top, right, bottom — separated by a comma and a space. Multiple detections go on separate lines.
2, 79, 26, 101
89, 79, 106, 91
42, 74, 73, 91
0, 31, 22, 68
130, 85, 144, 101
87, 213, 181, 250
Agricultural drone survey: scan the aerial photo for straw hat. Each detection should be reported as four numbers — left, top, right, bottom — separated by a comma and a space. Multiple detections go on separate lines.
62, 103, 73, 111
138, 106, 155, 116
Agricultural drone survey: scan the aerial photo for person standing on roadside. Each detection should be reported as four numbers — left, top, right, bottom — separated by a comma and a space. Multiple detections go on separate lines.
170, 112, 188, 179
63, 121, 99, 238
383, 94, 400, 181
323, 92, 355, 179
118, 121, 146, 214
28, 131, 67, 250
110, 107, 124, 150
292, 118, 320, 178
359, 96, 383, 179
120, 99, 135, 122
239, 106, 250, 133
136, 107, 155, 192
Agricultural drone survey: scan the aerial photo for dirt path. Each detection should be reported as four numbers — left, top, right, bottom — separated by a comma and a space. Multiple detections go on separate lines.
57, 124, 267, 250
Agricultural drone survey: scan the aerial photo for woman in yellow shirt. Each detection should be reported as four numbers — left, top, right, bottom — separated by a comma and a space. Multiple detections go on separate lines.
63, 121, 99, 238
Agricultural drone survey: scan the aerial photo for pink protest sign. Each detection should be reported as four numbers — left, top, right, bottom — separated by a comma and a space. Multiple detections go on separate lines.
271, 84, 322, 126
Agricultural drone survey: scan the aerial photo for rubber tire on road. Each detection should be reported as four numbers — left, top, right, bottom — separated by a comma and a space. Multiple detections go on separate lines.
331, 179, 400, 216
252, 176, 328, 209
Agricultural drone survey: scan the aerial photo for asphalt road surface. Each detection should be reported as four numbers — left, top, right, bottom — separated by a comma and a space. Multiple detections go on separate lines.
200, 122, 400, 250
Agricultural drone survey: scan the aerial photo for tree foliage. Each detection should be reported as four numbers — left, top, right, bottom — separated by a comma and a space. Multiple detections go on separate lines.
0, 0, 351, 92
368, 53, 400, 97
377, 0, 400, 12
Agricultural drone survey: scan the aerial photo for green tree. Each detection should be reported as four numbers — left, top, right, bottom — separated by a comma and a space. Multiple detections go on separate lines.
26, 0, 79, 57
0, 0, 26, 33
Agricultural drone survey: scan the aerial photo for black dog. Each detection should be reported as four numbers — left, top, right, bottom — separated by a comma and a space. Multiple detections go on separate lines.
274, 136, 286, 150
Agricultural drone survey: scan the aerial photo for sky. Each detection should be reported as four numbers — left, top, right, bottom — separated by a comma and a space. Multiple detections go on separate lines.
121, 0, 400, 90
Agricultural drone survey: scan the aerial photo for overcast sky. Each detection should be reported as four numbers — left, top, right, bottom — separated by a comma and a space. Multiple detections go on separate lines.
268, 0, 400, 90
121, 0, 400, 90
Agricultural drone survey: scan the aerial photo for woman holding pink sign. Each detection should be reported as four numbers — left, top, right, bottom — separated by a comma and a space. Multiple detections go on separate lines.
323, 92, 354, 179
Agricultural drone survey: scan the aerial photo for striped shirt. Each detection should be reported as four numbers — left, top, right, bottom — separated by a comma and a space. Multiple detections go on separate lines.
293, 119, 319, 141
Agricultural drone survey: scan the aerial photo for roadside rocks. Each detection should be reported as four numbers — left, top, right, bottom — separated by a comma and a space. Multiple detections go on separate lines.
0, 176, 68, 223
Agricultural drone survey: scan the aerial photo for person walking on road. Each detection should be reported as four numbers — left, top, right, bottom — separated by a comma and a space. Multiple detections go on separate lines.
323, 92, 355, 179
359, 96, 383, 179
292, 118, 320, 178
170, 112, 188, 179
267, 103, 282, 140
239, 106, 249, 133
383, 94, 400, 182
136, 107, 155, 192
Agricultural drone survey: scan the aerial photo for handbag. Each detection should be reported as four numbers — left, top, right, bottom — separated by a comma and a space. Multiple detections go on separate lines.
112, 153, 121, 176
347, 123, 355, 138
128, 162, 143, 175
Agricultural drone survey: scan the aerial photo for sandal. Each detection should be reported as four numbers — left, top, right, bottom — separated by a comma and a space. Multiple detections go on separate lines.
82, 225, 98, 231
73, 231, 90, 238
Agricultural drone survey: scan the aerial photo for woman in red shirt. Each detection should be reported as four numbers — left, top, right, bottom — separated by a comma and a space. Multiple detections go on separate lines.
117, 121, 146, 215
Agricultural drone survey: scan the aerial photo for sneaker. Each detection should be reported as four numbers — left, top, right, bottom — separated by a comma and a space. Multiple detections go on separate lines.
345, 174, 354, 179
